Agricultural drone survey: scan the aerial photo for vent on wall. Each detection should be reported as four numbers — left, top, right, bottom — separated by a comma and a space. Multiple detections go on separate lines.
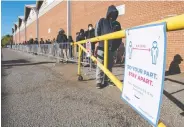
48, 28, 51, 33
116, 5, 125, 16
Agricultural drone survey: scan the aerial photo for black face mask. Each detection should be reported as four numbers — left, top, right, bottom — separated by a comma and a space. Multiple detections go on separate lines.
109, 12, 117, 21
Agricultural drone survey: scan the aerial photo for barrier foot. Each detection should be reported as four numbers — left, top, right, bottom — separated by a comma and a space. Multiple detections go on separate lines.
78, 75, 83, 81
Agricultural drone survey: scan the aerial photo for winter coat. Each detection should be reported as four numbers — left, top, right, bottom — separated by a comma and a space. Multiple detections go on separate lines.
95, 5, 121, 51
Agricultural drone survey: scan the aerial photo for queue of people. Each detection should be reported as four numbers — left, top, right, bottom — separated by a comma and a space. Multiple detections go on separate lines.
15, 5, 124, 89
75, 5, 124, 88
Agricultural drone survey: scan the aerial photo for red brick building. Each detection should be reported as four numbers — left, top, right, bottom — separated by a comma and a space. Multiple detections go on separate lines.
12, 0, 184, 72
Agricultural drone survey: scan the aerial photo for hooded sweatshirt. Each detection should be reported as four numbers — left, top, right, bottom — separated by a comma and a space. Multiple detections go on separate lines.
78, 29, 85, 41
56, 29, 67, 43
95, 5, 120, 50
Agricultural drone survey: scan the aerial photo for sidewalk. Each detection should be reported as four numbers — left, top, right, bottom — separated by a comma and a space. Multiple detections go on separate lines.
10, 49, 184, 127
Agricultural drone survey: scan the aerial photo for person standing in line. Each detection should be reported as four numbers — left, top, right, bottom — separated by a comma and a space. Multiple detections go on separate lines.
34, 38, 38, 44
40, 38, 44, 44
85, 24, 96, 55
52, 38, 57, 56
56, 29, 64, 58
78, 29, 86, 62
68, 36, 74, 58
56, 28, 68, 62
95, 5, 121, 89
76, 32, 80, 54
85, 24, 96, 67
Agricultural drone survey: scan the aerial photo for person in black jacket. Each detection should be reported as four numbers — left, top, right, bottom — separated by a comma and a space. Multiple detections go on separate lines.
78, 29, 86, 62
76, 32, 80, 42
68, 36, 74, 58
76, 32, 80, 52
30, 38, 34, 44
78, 29, 85, 41
85, 24, 96, 55
40, 38, 44, 44
56, 29, 69, 62
57, 29, 64, 43
85, 24, 96, 67
34, 38, 38, 44
95, 5, 120, 89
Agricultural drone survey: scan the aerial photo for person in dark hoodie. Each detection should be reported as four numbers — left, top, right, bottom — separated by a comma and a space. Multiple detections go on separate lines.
56, 28, 69, 62
68, 36, 74, 58
78, 29, 86, 62
76, 32, 80, 42
40, 38, 44, 44
34, 38, 38, 44
76, 32, 80, 52
95, 5, 121, 89
56, 28, 67, 44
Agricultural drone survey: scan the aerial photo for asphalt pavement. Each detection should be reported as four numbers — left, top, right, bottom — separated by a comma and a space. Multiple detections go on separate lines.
1, 48, 184, 127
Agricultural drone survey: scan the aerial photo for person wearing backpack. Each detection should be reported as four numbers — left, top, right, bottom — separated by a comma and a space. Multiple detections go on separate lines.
95, 5, 121, 89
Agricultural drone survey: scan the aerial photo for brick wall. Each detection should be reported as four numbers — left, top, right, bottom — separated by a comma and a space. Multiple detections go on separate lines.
38, 1, 67, 41
26, 21, 36, 41
71, 1, 184, 72
17, 31, 20, 43
20, 30, 25, 43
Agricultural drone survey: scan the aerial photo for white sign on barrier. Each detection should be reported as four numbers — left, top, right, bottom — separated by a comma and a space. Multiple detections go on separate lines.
121, 23, 166, 127
86, 41, 91, 57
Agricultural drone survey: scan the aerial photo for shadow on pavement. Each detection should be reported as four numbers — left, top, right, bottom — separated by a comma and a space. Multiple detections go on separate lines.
2, 61, 55, 67
2, 59, 29, 64
163, 90, 184, 115
170, 89, 184, 95
82, 78, 96, 81
165, 78, 184, 86
165, 54, 183, 76
180, 112, 184, 116
113, 64, 125, 68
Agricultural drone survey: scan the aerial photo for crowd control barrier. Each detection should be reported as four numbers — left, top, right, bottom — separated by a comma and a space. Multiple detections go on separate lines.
72, 14, 184, 127
10, 43, 78, 63
9, 43, 97, 74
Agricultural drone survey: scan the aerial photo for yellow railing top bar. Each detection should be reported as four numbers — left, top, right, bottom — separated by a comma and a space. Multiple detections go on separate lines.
72, 14, 184, 45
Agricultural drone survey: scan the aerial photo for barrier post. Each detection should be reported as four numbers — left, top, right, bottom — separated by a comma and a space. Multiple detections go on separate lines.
104, 40, 108, 68
78, 47, 81, 75
78, 46, 83, 80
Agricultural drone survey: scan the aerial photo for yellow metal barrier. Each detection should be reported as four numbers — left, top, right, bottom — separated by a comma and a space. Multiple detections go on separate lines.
73, 14, 184, 127
104, 40, 108, 68
78, 47, 82, 75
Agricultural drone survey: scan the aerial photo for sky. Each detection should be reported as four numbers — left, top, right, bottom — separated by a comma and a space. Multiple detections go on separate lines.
1, 1, 36, 37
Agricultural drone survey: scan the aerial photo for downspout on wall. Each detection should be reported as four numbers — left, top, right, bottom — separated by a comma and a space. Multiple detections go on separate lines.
67, 0, 71, 38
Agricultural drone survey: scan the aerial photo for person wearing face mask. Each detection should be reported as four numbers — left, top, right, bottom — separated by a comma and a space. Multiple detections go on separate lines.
85, 24, 95, 54
85, 24, 96, 67
95, 5, 120, 89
